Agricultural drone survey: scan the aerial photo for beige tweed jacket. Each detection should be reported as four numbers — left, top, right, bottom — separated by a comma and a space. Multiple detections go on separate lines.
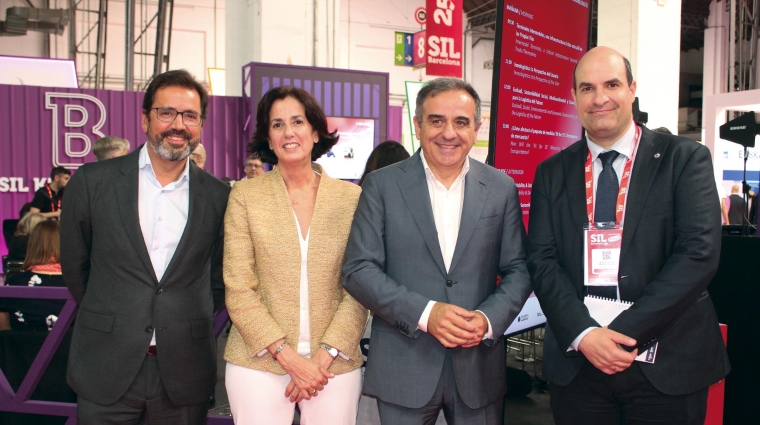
223, 164, 368, 375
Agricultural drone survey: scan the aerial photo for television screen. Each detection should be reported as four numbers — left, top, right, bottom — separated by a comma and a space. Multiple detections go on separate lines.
488, 0, 592, 337
316, 117, 375, 180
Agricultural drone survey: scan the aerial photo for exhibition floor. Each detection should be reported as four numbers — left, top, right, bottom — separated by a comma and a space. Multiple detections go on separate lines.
210, 329, 556, 425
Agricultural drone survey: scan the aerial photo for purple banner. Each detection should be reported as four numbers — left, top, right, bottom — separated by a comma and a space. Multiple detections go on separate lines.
0, 84, 247, 257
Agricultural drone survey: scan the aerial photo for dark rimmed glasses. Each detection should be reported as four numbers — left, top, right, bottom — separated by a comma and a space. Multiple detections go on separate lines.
151, 107, 204, 126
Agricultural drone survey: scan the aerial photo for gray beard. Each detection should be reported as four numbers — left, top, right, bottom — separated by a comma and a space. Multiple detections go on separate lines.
148, 136, 195, 162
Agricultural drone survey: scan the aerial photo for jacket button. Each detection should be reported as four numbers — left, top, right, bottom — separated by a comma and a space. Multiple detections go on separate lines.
446, 280, 453, 287
156, 288, 165, 295
145, 326, 154, 333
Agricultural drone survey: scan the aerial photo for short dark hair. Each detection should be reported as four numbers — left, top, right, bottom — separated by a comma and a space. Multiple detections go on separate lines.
359, 141, 410, 186
246, 154, 262, 162
573, 55, 634, 91
651, 126, 673, 135
415, 77, 482, 126
50, 166, 71, 180
142, 69, 209, 118
248, 87, 339, 165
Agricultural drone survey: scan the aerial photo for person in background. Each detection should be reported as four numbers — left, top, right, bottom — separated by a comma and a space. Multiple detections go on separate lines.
93, 136, 131, 161
358, 140, 410, 186
19, 203, 32, 219
0, 220, 66, 332
30, 167, 70, 219
242, 154, 265, 180
224, 86, 367, 425
191, 143, 207, 169
7, 212, 45, 262
651, 126, 673, 134
747, 189, 756, 224
728, 184, 745, 225
718, 185, 729, 224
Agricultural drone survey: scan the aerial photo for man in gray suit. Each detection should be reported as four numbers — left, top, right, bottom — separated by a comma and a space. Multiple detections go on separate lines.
343, 78, 532, 424
61, 69, 229, 424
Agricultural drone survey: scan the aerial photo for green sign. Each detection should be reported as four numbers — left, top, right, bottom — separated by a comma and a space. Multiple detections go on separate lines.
394, 32, 413, 67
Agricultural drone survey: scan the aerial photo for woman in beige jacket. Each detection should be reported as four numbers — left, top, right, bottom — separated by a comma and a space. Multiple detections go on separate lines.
223, 86, 368, 425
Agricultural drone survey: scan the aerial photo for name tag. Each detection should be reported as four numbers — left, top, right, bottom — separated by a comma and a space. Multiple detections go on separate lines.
584, 227, 622, 287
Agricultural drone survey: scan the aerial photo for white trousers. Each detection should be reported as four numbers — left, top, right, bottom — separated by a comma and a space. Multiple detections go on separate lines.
225, 362, 362, 425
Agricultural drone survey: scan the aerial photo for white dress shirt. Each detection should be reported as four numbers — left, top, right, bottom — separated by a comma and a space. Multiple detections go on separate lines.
570, 121, 638, 351
416, 151, 493, 340
138, 145, 190, 346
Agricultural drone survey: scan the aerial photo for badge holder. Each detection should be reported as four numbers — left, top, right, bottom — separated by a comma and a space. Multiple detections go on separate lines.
583, 222, 623, 291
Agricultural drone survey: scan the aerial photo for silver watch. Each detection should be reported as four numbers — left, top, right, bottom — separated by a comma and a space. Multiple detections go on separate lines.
320, 343, 338, 358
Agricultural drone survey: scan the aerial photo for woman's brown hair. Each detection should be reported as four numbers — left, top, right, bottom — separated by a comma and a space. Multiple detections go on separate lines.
247, 86, 339, 164
22, 220, 60, 270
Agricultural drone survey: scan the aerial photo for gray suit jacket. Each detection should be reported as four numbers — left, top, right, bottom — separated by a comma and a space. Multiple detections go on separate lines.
61, 145, 229, 406
528, 125, 730, 395
343, 151, 532, 409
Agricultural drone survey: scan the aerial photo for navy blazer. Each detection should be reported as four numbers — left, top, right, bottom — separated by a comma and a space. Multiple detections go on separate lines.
527, 125, 730, 395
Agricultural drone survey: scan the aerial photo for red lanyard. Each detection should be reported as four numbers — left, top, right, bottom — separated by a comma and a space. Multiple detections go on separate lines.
45, 183, 61, 212
584, 125, 640, 224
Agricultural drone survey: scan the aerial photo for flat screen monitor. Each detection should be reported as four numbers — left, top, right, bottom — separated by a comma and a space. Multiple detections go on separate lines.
316, 117, 375, 180
488, 0, 593, 337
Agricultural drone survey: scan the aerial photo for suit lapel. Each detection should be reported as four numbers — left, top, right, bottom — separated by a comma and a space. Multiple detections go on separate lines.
160, 162, 206, 286
563, 140, 590, 232
448, 161, 487, 273
397, 152, 447, 276
620, 126, 664, 259
114, 146, 158, 284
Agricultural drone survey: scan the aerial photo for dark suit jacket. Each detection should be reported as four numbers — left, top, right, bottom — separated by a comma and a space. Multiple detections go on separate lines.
527, 125, 730, 395
343, 151, 533, 409
728, 193, 745, 225
60, 145, 229, 406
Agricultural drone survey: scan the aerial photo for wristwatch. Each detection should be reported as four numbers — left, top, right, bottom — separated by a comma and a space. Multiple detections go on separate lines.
320, 343, 338, 358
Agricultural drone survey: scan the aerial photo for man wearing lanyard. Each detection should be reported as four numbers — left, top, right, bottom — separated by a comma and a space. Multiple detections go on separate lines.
30, 166, 70, 219
528, 46, 730, 424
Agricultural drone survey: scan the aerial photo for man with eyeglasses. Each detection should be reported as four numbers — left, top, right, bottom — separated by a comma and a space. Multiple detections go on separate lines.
61, 69, 230, 424
242, 154, 265, 180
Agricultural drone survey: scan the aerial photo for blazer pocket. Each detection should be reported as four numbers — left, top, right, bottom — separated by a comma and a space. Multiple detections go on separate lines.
192, 318, 215, 339
476, 213, 501, 228
79, 309, 115, 333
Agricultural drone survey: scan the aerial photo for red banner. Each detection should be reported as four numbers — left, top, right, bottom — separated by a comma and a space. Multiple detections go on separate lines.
425, 0, 463, 77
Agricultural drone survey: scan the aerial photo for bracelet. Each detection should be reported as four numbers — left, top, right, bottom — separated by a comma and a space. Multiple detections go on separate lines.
272, 341, 288, 360
320, 343, 339, 358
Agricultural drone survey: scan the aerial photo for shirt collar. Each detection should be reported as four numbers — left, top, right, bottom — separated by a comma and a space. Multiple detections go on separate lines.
585, 121, 637, 161
138, 143, 190, 185
420, 149, 470, 184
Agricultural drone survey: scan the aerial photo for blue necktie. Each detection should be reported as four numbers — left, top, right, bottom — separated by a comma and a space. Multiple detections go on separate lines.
588, 150, 621, 299
594, 150, 620, 224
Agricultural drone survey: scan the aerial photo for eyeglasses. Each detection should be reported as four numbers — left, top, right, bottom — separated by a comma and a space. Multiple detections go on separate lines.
151, 107, 204, 126
245, 163, 264, 169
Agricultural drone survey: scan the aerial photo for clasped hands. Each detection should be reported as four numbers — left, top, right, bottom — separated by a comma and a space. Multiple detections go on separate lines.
268, 340, 335, 403
427, 302, 488, 348
578, 327, 638, 375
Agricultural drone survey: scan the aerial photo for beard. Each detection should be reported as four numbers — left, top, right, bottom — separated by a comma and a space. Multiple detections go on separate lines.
147, 128, 199, 162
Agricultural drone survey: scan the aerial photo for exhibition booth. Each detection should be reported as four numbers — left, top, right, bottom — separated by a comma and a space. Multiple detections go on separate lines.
0, 0, 755, 424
